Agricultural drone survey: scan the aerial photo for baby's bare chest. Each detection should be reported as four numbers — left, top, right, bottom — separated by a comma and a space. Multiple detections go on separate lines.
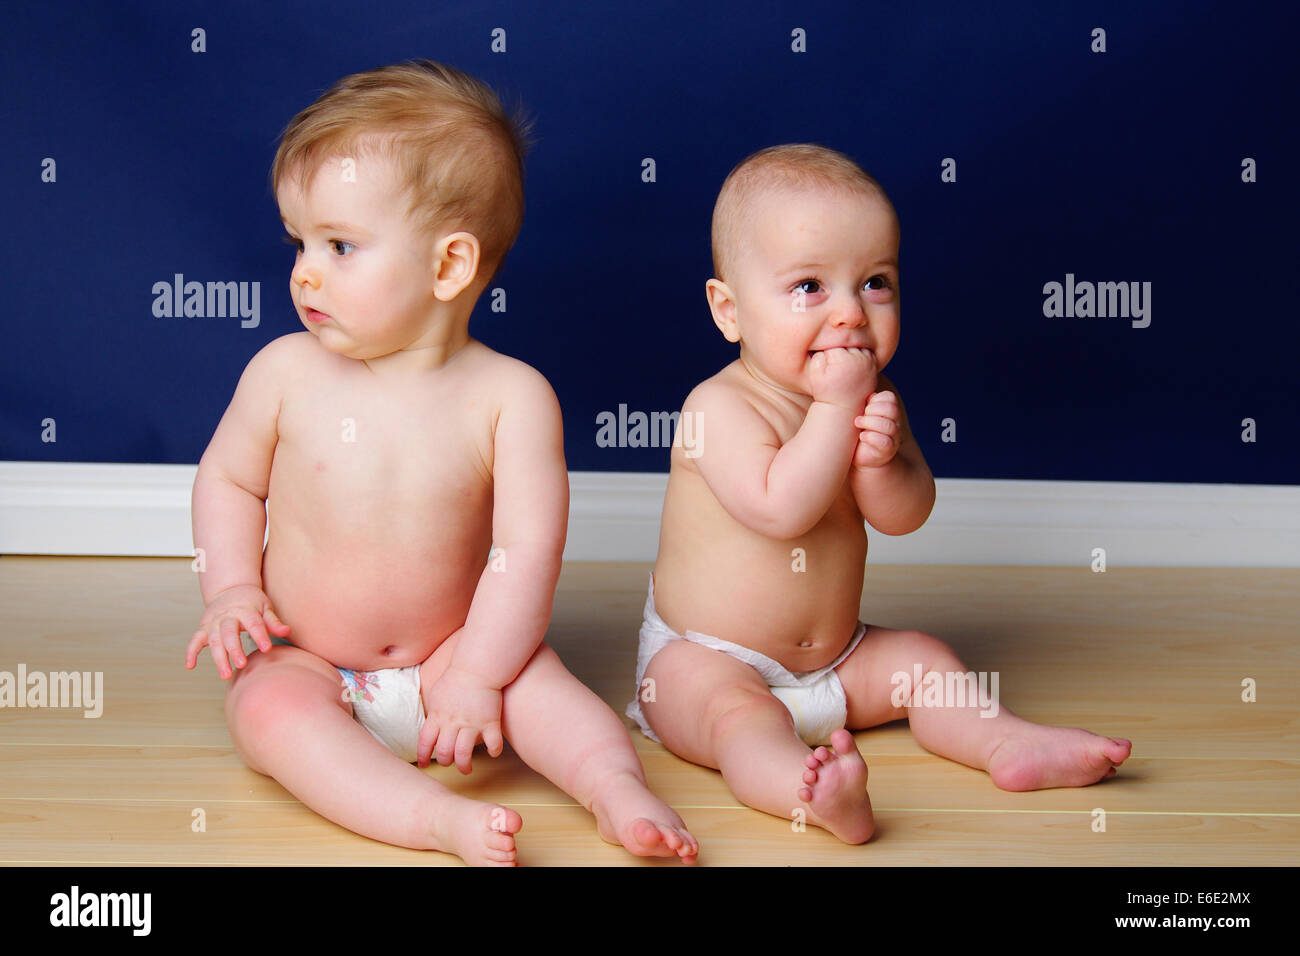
270, 380, 495, 529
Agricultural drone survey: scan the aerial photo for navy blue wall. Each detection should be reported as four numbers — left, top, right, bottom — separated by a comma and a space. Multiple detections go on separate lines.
3, 0, 1295, 481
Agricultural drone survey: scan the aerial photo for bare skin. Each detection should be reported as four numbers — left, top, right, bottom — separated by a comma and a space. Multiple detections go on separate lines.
186, 153, 697, 865
642, 182, 1131, 842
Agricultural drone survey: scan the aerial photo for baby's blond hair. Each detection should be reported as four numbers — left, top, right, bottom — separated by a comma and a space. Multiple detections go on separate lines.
270, 59, 533, 282
710, 144, 897, 282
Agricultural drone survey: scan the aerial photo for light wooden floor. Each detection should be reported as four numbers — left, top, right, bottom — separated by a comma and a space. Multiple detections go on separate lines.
0, 557, 1296, 866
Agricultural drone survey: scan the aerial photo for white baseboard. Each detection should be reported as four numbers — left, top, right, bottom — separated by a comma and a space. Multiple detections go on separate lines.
0, 462, 1296, 566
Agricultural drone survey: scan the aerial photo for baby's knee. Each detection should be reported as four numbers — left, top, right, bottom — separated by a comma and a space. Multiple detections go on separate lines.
224, 650, 347, 734
899, 630, 966, 676
527, 641, 562, 670
705, 684, 791, 747
223, 674, 282, 774
509, 641, 565, 687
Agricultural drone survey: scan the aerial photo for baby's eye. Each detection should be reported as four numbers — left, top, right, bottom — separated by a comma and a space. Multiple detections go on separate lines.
793, 279, 822, 295
282, 236, 354, 256
864, 275, 891, 291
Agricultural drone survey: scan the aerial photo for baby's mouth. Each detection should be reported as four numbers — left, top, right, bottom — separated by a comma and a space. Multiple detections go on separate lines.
808, 346, 871, 356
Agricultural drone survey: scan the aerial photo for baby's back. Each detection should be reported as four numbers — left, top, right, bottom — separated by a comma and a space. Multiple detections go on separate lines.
652, 362, 868, 673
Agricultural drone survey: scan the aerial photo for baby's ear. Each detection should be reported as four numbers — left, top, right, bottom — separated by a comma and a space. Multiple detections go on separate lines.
431, 232, 482, 302
705, 279, 740, 343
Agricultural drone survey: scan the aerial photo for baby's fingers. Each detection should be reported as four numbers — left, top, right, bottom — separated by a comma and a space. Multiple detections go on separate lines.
244, 612, 277, 655
184, 629, 209, 669
454, 727, 479, 775
854, 432, 896, 469
263, 607, 291, 639
199, 622, 232, 679
434, 724, 462, 768
483, 723, 504, 759
858, 390, 897, 414
855, 414, 899, 435
222, 617, 252, 672
416, 718, 440, 768
855, 397, 899, 430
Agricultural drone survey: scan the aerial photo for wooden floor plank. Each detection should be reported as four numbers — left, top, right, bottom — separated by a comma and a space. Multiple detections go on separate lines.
2, 799, 1294, 867
1, 556, 1296, 865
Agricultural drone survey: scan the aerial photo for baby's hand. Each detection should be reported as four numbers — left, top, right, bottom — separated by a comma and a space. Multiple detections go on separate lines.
808, 347, 877, 412
417, 666, 504, 774
853, 390, 901, 468
185, 584, 291, 679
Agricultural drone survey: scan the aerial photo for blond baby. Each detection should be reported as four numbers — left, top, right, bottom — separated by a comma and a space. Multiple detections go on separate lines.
185, 60, 696, 865
627, 145, 1132, 841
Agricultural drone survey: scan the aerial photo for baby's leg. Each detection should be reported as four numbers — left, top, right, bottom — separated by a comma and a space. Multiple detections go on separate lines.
834, 627, 1131, 790
420, 637, 698, 863
224, 645, 521, 865
642, 640, 873, 844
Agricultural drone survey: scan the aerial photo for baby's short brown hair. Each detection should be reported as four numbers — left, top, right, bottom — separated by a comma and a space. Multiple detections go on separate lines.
711, 144, 897, 282
270, 59, 533, 282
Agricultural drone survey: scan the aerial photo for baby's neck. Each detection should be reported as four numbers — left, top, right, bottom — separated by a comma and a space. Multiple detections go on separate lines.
361, 325, 473, 378
736, 354, 812, 410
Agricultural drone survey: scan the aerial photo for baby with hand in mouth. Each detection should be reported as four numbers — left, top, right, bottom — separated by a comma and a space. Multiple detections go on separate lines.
627, 144, 1132, 842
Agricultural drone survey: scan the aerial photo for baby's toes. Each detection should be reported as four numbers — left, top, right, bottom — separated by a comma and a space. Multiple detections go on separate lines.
681, 830, 700, 856
670, 825, 700, 861
677, 837, 699, 863
488, 806, 523, 835
1077, 746, 1120, 783
658, 824, 685, 851
1104, 737, 1132, 764
641, 820, 682, 852
632, 818, 691, 858
486, 829, 516, 853
805, 747, 829, 772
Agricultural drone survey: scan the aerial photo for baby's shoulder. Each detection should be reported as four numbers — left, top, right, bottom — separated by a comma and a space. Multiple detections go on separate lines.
459, 341, 560, 415
682, 362, 767, 425
235, 331, 318, 390
256, 331, 317, 359
240, 331, 305, 363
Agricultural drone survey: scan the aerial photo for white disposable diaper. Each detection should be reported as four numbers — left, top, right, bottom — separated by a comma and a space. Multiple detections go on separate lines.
338, 664, 426, 764
625, 574, 867, 747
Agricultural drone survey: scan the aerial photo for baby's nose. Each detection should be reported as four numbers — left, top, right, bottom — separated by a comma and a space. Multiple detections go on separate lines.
292, 263, 320, 290
829, 300, 866, 326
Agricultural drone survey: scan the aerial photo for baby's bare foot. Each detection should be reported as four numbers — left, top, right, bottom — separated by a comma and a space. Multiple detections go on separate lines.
590, 770, 699, 864
986, 724, 1132, 791
798, 728, 873, 844
429, 795, 523, 866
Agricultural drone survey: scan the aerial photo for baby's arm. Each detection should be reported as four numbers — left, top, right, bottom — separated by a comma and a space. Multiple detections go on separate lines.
850, 376, 936, 535
184, 337, 294, 678
691, 348, 874, 539
417, 362, 568, 771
